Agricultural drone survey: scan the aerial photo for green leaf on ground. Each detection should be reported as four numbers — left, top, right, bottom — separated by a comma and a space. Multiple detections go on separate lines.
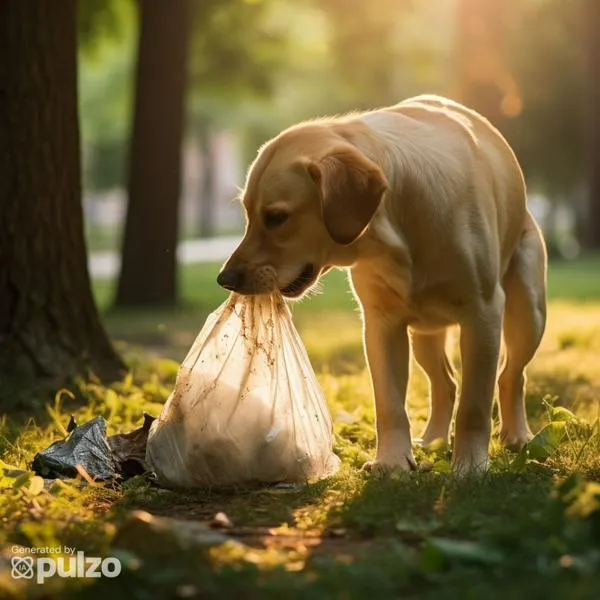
550, 406, 578, 423
528, 422, 567, 461
421, 537, 504, 572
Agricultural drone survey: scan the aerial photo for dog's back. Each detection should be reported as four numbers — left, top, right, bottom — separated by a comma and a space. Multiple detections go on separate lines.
355, 95, 528, 284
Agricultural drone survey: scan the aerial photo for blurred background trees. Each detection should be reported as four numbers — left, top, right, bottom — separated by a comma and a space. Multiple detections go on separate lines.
2, 0, 598, 393
79, 0, 599, 275
187, 0, 287, 238
69, 0, 600, 308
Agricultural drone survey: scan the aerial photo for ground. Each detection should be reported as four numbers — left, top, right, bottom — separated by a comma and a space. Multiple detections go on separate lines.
1, 256, 600, 599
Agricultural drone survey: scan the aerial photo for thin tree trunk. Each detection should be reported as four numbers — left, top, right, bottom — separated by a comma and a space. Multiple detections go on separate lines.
197, 118, 216, 238
456, 0, 514, 128
115, 0, 190, 307
0, 0, 124, 402
585, 0, 600, 248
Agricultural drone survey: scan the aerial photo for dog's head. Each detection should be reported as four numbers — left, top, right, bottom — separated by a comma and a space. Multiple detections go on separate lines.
217, 125, 388, 298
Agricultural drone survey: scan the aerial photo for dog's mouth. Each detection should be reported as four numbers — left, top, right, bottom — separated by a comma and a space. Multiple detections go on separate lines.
280, 264, 317, 298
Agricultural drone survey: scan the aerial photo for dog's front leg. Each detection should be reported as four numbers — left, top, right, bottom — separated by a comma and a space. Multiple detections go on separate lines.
362, 309, 416, 473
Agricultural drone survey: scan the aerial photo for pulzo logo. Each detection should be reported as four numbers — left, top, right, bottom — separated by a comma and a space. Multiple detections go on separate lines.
11, 551, 121, 584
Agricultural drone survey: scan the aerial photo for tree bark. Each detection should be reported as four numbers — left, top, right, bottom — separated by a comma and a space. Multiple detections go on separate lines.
0, 0, 124, 401
585, 0, 600, 248
115, 0, 191, 307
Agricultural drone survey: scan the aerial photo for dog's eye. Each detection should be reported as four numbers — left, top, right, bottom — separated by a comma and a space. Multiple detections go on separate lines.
264, 211, 289, 229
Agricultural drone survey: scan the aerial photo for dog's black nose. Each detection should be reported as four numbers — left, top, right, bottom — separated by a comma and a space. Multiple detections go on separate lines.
217, 268, 242, 291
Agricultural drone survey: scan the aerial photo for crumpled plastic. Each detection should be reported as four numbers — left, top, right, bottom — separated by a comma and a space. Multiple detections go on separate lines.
107, 414, 155, 478
32, 414, 154, 481
145, 293, 340, 488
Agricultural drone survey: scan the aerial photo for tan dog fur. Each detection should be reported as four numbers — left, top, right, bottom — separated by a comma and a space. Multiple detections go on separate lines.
218, 95, 547, 475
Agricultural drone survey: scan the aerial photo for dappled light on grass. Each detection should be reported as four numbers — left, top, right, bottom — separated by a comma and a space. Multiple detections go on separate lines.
1, 351, 600, 598
2, 256, 600, 598
208, 531, 319, 574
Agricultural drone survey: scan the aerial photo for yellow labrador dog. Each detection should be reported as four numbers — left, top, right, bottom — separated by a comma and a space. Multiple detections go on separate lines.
217, 95, 547, 475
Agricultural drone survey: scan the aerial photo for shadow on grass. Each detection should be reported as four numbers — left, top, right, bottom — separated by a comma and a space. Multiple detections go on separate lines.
119, 476, 333, 529
78, 465, 573, 600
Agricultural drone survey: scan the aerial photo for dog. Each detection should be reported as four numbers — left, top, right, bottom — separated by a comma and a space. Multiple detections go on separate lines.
216, 95, 547, 475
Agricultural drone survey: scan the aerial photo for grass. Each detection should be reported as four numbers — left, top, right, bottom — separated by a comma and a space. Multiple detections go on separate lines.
1, 255, 600, 599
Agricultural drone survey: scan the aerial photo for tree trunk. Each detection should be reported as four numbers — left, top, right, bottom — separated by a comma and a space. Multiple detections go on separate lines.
0, 0, 124, 401
585, 0, 600, 248
197, 118, 216, 238
115, 0, 190, 307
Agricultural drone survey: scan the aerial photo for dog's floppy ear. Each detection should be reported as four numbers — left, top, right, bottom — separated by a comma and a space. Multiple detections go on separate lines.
306, 147, 388, 245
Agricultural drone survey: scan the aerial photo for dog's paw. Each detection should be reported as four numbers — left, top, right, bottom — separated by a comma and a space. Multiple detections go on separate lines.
413, 436, 449, 449
451, 449, 489, 477
499, 429, 533, 451
361, 455, 417, 476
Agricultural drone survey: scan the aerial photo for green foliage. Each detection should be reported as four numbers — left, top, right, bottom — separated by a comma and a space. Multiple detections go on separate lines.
316, 0, 425, 110
3, 255, 600, 597
78, 0, 290, 189
524, 399, 577, 461
76, 0, 592, 201
189, 0, 286, 100
2, 374, 600, 599
78, 0, 136, 192
504, 0, 586, 198
78, 0, 133, 59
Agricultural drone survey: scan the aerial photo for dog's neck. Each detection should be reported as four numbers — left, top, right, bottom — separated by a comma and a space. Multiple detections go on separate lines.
326, 120, 410, 266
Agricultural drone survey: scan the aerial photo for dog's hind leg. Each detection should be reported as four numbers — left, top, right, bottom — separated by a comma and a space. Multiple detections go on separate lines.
498, 217, 547, 447
411, 329, 457, 445
453, 285, 505, 475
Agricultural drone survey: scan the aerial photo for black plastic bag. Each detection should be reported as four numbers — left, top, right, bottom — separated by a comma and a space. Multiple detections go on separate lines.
32, 414, 154, 481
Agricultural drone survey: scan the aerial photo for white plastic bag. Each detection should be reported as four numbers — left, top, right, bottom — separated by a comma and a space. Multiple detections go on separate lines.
145, 294, 340, 488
